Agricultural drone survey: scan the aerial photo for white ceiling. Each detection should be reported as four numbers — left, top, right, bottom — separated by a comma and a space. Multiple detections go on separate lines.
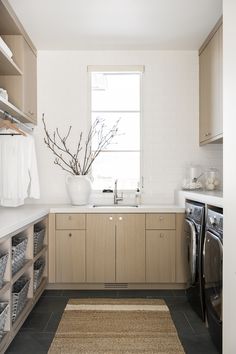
9, 0, 222, 50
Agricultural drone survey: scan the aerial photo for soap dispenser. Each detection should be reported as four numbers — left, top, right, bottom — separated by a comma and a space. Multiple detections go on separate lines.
135, 183, 142, 205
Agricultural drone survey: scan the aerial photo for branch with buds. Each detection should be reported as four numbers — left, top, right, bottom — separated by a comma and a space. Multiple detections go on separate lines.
42, 114, 120, 175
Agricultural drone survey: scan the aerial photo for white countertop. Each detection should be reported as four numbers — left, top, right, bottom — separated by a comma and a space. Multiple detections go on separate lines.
176, 190, 223, 208
0, 205, 50, 239
49, 204, 185, 213
0, 193, 223, 241
0, 203, 184, 240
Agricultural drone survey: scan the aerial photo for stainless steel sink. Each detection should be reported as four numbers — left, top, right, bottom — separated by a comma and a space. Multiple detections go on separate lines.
93, 204, 139, 208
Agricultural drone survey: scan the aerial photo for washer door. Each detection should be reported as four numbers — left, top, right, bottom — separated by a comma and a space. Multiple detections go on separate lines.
203, 231, 223, 322
185, 219, 197, 285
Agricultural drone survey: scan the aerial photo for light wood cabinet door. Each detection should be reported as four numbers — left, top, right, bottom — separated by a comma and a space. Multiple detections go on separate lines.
116, 214, 145, 283
86, 214, 116, 282
56, 230, 85, 283
23, 39, 37, 122
199, 24, 222, 144
146, 230, 176, 283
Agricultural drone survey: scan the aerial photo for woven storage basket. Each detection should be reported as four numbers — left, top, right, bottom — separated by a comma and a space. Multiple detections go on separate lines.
0, 302, 9, 341
33, 257, 45, 292
33, 228, 45, 256
12, 277, 30, 322
12, 237, 28, 275
0, 253, 8, 288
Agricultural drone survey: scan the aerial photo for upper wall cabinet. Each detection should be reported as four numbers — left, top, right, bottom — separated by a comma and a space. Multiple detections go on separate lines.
0, 0, 37, 124
199, 19, 223, 145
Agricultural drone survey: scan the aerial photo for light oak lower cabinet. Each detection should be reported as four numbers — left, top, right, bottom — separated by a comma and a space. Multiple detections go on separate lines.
49, 212, 188, 288
116, 214, 145, 283
86, 214, 145, 283
86, 214, 116, 282
146, 230, 175, 283
56, 230, 85, 283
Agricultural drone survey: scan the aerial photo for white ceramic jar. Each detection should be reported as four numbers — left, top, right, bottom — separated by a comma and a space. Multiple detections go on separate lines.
66, 175, 92, 205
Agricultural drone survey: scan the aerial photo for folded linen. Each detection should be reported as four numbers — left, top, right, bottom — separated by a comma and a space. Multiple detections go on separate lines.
0, 36, 13, 58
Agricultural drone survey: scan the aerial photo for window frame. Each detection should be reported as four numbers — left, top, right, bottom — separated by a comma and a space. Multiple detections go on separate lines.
88, 67, 144, 192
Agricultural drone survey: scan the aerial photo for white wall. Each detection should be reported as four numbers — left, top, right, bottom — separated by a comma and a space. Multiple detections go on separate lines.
223, 1, 236, 352
33, 50, 222, 204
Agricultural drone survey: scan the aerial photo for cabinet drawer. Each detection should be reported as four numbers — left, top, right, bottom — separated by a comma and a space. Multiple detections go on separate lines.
146, 214, 175, 230
56, 214, 85, 230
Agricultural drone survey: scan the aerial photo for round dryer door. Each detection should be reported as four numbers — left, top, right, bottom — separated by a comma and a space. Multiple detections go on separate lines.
185, 219, 197, 285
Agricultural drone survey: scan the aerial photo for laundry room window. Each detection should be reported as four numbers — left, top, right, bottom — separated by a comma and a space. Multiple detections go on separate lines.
88, 66, 143, 190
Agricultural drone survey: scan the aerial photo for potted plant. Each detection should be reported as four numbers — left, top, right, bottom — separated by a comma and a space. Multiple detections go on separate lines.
42, 115, 119, 205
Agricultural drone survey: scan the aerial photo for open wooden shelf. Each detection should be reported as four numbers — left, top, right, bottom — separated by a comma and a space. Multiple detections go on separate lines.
0, 45, 22, 75
33, 246, 48, 262
12, 259, 33, 284
12, 299, 33, 333
0, 96, 34, 123
0, 331, 11, 354
34, 277, 47, 303
0, 281, 10, 297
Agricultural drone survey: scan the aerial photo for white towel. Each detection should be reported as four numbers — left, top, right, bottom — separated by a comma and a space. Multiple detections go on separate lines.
0, 132, 40, 207
0, 37, 13, 58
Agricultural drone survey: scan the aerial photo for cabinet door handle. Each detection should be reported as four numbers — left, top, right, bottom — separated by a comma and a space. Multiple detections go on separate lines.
159, 216, 164, 221
109, 217, 113, 221
69, 233, 72, 237
160, 233, 165, 238
118, 217, 123, 221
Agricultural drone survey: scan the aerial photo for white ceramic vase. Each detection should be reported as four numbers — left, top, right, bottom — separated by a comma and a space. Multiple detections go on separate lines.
66, 175, 92, 205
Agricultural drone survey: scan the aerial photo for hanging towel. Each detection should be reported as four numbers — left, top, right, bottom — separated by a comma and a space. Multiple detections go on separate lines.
0, 132, 40, 207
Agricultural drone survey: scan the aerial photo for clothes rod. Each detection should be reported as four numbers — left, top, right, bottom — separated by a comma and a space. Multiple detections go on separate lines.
0, 109, 34, 133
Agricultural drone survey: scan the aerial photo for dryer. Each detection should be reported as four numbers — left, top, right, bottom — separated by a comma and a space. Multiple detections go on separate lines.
185, 200, 205, 320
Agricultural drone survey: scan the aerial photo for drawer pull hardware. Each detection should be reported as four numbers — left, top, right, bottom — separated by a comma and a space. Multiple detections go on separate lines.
109, 217, 113, 221
69, 233, 72, 237
159, 216, 164, 221
160, 233, 164, 238
119, 217, 123, 221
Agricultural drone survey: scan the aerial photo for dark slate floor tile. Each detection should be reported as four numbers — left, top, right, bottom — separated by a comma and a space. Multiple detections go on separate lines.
21, 311, 52, 332
165, 296, 193, 311
33, 296, 68, 313
173, 289, 187, 297
42, 289, 63, 297
6, 332, 54, 354
117, 289, 174, 298
170, 311, 195, 336
184, 309, 208, 335
43, 312, 63, 333
179, 333, 219, 354
61, 289, 119, 298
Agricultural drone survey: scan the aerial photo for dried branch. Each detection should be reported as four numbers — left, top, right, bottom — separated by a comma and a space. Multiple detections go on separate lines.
42, 114, 120, 176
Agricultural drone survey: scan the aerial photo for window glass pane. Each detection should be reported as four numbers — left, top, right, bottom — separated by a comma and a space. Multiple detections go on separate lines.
91, 73, 140, 111
92, 112, 140, 151
92, 152, 140, 190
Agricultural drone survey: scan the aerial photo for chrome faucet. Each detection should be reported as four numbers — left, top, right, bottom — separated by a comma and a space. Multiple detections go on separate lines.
114, 179, 123, 204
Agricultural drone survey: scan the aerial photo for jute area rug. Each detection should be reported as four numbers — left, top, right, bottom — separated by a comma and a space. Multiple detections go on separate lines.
48, 298, 185, 354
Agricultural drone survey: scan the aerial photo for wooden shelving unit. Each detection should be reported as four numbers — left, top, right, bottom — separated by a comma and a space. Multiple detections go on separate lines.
0, 96, 34, 123
0, 46, 22, 75
0, 215, 48, 353
0, 0, 37, 124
